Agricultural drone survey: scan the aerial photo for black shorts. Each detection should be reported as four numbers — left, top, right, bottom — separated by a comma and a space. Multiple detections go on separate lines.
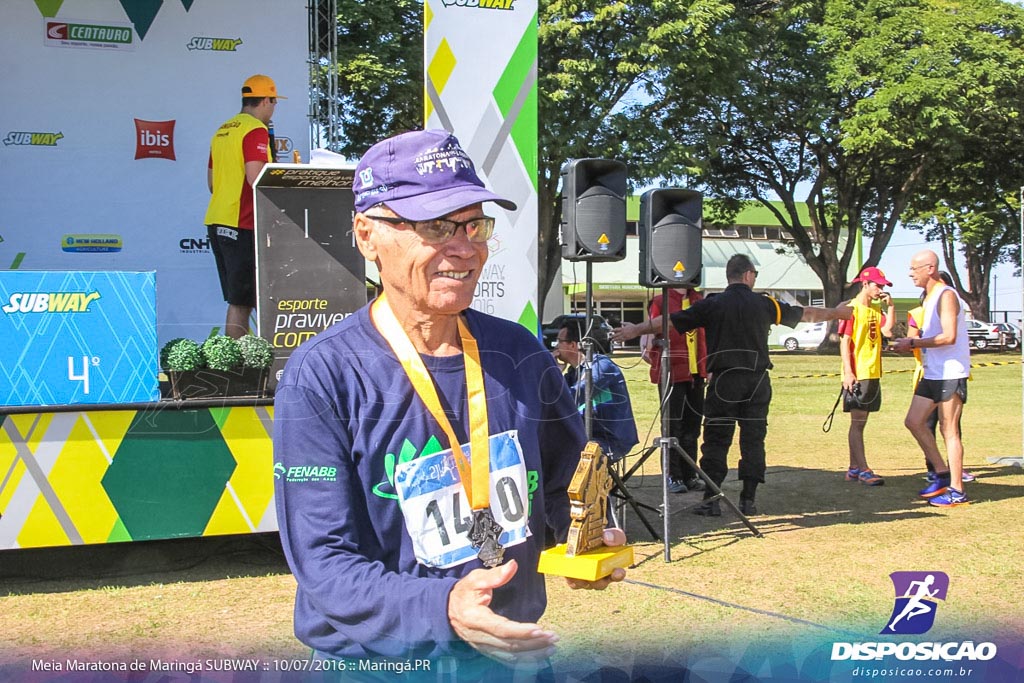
914, 377, 968, 404
843, 378, 881, 413
208, 224, 255, 307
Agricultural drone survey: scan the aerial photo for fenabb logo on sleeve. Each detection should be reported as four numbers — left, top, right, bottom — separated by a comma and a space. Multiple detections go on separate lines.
274, 463, 338, 483
134, 119, 176, 160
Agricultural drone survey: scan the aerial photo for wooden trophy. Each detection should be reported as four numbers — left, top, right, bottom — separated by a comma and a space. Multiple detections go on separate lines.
537, 441, 634, 581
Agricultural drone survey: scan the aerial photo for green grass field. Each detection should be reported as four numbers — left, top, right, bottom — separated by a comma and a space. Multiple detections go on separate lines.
1, 351, 1021, 670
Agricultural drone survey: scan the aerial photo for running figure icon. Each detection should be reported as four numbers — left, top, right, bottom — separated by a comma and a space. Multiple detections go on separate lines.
888, 574, 939, 631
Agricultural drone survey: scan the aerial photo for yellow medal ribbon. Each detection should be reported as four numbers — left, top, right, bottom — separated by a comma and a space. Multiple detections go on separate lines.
372, 294, 491, 510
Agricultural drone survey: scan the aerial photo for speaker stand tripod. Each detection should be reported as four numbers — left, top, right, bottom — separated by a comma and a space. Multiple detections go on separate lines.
641, 287, 763, 561
577, 264, 662, 543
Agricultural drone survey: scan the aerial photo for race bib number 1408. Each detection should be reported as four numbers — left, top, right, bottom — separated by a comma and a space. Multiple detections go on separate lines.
393, 430, 530, 568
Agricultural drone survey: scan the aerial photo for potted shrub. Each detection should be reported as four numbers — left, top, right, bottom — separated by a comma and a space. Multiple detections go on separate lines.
161, 335, 272, 400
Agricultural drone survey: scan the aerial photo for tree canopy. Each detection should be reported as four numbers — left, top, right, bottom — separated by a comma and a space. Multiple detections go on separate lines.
319, 0, 1024, 316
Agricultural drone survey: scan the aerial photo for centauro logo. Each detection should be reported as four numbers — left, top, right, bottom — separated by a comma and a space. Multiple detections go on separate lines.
2, 292, 101, 314
45, 20, 134, 50
440, 0, 515, 8
46, 21, 132, 43
187, 36, 243, 51
4, 132, 64, 146
275, 463, 339, 483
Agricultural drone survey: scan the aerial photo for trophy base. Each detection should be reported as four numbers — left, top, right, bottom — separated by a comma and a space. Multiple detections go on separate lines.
537, 543, 634, 581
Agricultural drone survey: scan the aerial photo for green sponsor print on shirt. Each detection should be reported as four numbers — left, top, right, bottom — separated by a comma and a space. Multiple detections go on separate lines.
371, 434, 540, 515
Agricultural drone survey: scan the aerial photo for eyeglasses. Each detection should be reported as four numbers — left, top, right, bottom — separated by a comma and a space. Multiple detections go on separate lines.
909, 264, 932, 272
749, 269, 759, 277
366, 214, 495, 244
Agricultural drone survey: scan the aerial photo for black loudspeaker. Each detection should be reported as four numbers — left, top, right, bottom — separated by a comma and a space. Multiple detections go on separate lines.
559, 158, 627, 262
638, 188, 702, 287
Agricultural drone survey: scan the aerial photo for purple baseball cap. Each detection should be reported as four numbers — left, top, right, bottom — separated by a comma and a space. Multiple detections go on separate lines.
353, 129, 517, 220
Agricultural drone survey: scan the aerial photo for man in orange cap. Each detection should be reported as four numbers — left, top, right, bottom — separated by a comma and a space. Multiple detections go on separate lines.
837, 266, 895, 486
204, 74, 285, 338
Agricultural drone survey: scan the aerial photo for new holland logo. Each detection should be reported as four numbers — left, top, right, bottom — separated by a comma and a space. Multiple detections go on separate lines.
134, 119, 176, 161
45, 20, 135, 51
4, 131, 63, 147
62, 234, 123, 253
2, 292, 101, 314
187, 36, 243, 51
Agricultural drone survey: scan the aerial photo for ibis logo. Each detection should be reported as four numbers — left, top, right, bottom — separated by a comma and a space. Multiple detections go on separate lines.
2, 292, 101, 314
187, 36, 243, 52
4, 131, 63, 147
134, 119, 176, 160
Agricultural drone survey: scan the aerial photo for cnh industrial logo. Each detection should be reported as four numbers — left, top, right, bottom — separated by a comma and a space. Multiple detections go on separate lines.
4, 131, 63, 147
831, 571, 997, 663
179, 235, 211, 254
134, 119, 176, 160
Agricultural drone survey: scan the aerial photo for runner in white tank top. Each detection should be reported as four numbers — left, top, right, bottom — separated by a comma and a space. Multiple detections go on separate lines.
891, 250, 971, 507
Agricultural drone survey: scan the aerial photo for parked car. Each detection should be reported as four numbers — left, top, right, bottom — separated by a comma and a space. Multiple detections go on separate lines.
966, 319, 1017, 350
992, 322, 1020, 350
773, 321, 828, 351
541, 313, 613, 354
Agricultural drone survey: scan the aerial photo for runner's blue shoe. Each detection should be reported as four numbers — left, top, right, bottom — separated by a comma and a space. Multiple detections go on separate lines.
929, 487, 970, 507
919, 475, 950, 499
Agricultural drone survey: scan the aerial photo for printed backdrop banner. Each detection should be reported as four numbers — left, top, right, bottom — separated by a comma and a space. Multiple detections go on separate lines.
0, 271, 157, 406
424, 0, 539, 332
0, 0, 308, 349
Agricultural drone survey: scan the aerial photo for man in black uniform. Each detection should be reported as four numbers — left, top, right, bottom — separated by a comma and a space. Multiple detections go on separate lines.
612, 255, 851, 515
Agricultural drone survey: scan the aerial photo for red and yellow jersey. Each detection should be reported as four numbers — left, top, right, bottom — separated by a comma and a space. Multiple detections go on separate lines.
204, 113, 271, 230
837, 299, 887, 380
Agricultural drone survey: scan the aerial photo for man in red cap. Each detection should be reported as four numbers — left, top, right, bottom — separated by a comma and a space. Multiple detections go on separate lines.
837, 266, 895, 486
204, 74, 285, 338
